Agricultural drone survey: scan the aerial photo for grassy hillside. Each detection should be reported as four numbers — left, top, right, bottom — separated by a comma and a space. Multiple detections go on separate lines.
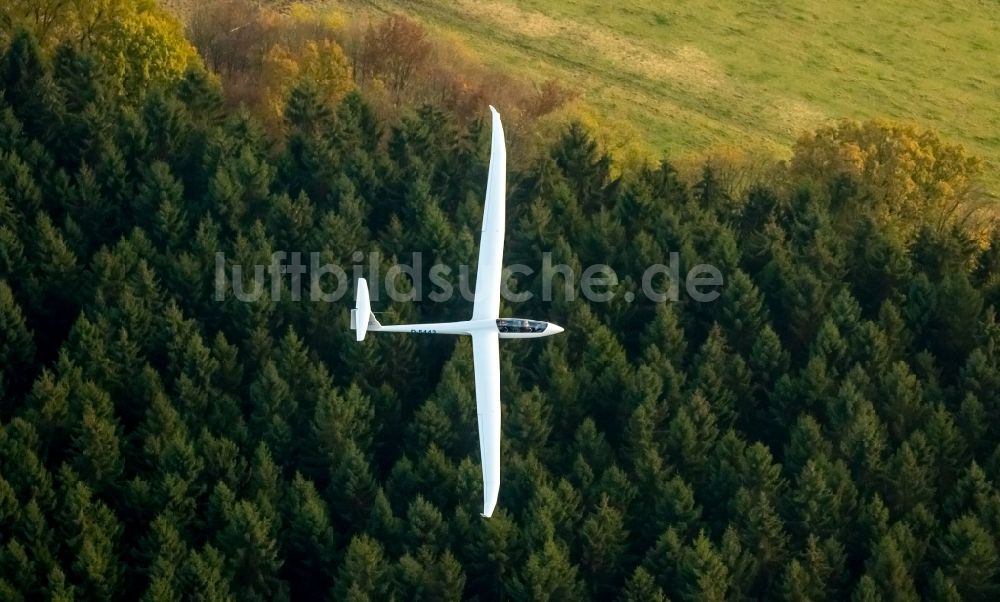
344, 0, 998, 183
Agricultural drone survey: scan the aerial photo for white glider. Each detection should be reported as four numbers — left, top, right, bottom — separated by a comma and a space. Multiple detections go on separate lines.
351, 106, 564, 517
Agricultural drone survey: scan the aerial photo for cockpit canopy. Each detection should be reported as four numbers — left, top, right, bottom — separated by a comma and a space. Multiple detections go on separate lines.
496, 318, 547, 333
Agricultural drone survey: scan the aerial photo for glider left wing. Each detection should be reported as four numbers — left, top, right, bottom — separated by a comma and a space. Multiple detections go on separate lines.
471, 106, 506, 321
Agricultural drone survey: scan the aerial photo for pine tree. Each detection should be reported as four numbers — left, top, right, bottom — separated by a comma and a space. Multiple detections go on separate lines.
847, 215, 912, 314
862, 529, 920, 602
521, 479, 582, 549
748, 325, 790, 396
718, 269, 769, 354
654, 475, 702, 539
328, 441, 378, 526
930, 272, 984, 370
851, 575, 883, 602
876, 361, 926, 443
936, 515, 998, 601
46, 565, 76, 602
667, 391, 719, 485
943, 461, 994, 519
885, 435, 936, 514
332, 535, 393, 602
139, 515, 188, 602
640, 301, 688, 369
397, 547, 467, 602
1, 149, 44, 226
923, 404, 968, 492
52, 41, 107, 113
0, 225, 26, 285
579, 496, 629, 597
830, 381, 888, 490
0, 537, 37, 597
960, 345, 1000, 445
367, 486, 403, 553
311, 383, 374, 472
28, 212, 80, 307
175, 66, 225, 126
409, 397, 455, 454
248, 361, 294, 460
0, 279, 34, 400
691, 325, 750, 428
462, 507, 519, 595
506, 387, 553, 456
781, 413, 831, 474
791, 455, 858, 542
927, 569, 963, 602
676, 531, 731, 602
217, 498, 288, 602
719, 526, 757, 599
509, 538, 586, 601
267, 191, 316, 251
282, 473, 336, 599
618, 566, 668, 602
779, 535, 847, 601
406, 495, 447, 552
579, 317, 633, 436
1, 32, 46, 110
691, 163, 724, 211
550, 122, 614, 213
59, 468, 123, 601
732, 488, 789, 586
181, 545, 233, 602
70, 384, 123, 492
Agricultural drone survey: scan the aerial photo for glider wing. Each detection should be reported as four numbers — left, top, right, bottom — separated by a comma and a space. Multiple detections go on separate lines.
471, 106, 507, 321
471, 330, 501, 517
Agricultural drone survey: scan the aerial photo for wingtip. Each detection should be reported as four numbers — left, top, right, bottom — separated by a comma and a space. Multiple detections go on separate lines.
482, 497, 497, 518
489, 105, 499, 117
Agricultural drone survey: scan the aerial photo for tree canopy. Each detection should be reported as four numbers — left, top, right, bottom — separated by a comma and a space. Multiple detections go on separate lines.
1, 14, 999, 601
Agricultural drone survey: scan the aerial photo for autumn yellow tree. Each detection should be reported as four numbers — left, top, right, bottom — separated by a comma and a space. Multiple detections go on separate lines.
92, 8, 198, 98
1, 0, 198, 101
1, 0, 74, 47
262, 39, 354, 128
2, 0, 155, 48
790, 120, 987, 236
352, 15, 432, 98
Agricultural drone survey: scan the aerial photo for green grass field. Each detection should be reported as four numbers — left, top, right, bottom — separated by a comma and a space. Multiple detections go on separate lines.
347, 0, 999, 185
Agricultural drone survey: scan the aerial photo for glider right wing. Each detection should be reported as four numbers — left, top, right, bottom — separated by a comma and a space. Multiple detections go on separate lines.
471, 330, 501, 517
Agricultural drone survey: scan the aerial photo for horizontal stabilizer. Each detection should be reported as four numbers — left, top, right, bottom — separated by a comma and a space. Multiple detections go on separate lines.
350, 279, 381, 341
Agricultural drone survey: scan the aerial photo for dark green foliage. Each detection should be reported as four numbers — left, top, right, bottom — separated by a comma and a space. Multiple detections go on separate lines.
0, 279, 33, 400
509, 538, 586, 601
935, 515, 999, 601
1, 27, 999, 602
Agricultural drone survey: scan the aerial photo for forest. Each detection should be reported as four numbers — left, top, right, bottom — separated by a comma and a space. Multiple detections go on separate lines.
2, 1, 1000, 601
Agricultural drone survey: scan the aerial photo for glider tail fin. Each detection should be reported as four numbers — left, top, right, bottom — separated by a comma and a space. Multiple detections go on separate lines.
351, 278, 381, 341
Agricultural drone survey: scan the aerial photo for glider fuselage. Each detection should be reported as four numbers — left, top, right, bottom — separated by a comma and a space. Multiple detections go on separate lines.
367, 318, 563, 339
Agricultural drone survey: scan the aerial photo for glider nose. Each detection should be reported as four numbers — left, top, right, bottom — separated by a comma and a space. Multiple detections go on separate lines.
547, 323, 564, 335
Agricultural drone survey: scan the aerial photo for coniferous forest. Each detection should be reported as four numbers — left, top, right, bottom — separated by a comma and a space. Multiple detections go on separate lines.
2, 2, 1000, 601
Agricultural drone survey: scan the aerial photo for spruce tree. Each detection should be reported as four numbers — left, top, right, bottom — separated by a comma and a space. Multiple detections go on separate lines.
282, 473, 336, 599
217, 498, 288, 602
332, 535, 394, 602
936, 515, 999, 601
0, 279, 34, 400
509, 538, 586, 602
676, 531, 731, 602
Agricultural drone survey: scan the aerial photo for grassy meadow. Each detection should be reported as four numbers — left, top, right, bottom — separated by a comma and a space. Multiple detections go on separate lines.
342, 0, 999, 185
